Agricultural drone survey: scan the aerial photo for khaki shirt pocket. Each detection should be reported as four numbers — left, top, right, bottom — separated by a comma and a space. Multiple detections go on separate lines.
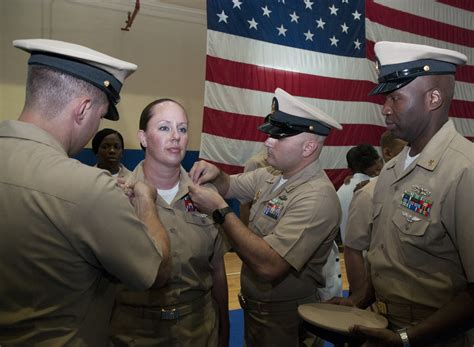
182, 212, 219, 254
251, 212, 279, 237
392, 208, 431, 266
392, 209, 429, 238
183, 212, 215, 226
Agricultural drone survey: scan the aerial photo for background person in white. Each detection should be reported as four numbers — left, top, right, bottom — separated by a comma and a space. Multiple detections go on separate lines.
337, 144, 382, 243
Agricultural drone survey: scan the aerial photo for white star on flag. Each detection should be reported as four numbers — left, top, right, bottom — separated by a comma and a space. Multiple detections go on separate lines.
289, 12, 300, 23
247, 18, 258, 30
304, 30, 314, 41
276, 24, 287, 36
329, 4, 339, 16
329, 35, 339, 46
354, 39, 361, 50
216, 10, 228, 23
261, 6, 271, 17
352, 10, 361, 20
232, 0, 242, 10
341, 23, 349, 33
304, 0, 314, 10
316, 17, 326, 29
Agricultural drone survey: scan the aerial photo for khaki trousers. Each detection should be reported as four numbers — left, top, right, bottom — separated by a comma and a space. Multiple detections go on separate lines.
109, 292, 218, 347
239, 293, 323, 347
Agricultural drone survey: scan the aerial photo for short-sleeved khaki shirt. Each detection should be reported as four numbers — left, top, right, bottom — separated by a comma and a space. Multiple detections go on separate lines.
0, 121, 163, 346
115, 162, 224, 307
344, 178, 377, 251
228, 160, 341, 301
368, 120, 474, 310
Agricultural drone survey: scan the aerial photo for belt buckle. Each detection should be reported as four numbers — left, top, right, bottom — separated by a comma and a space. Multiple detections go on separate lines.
161, 308, 179, 320
376, 301, 388, 315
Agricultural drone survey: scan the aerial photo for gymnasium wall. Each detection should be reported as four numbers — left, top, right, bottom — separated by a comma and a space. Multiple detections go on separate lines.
0, 0, 208, 166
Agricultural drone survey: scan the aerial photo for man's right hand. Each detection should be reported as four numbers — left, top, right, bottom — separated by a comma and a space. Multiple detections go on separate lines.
132, 181, 157, 203
189, 160, 220, 185
118, 179, 157, 210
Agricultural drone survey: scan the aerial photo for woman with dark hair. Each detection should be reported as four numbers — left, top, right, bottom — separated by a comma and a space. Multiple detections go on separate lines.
337, 144, 383, 242
109, 99, 229, 347
92, 128, 131, 178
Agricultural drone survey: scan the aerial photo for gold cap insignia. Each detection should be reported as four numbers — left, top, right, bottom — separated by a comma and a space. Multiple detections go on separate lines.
104, 80, 110, 87
375, 58, 380, 73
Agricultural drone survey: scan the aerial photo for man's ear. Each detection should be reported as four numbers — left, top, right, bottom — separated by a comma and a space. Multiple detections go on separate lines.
73, 98, 93, 124
302, 139, 318, 158
427, 88, 442, 111
138, 129, 147, 149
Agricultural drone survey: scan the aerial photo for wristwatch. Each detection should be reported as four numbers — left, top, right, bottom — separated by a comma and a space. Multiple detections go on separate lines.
397, 328, 411, 347
212, 207, 233, 224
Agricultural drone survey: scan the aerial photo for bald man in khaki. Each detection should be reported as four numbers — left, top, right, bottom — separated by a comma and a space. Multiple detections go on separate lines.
188, 88, 342, 346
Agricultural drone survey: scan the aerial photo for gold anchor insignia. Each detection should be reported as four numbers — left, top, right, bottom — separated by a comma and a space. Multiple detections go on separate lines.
374, 58, 380, 73
254, 190, 262, 203
428, 159, 435, 166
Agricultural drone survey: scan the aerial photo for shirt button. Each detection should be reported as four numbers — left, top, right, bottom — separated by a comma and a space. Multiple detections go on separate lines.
380, 244, 384, 250
336, 258, 340, 262
338, 274, 342, 278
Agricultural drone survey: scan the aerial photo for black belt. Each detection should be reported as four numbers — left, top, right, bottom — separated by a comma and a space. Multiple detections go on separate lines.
120, 291, 211, 320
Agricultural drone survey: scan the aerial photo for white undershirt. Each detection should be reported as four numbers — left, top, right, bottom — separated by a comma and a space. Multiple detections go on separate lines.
272, 176, 288, 191
157, 182, 180, 205
404, 151, 420, 170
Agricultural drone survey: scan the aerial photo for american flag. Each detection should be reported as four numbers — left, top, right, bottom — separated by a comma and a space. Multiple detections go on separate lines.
199, 0, 474, 188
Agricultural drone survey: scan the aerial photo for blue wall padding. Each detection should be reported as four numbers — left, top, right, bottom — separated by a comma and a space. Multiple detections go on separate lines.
74, 148, 200, 172
74, 149, 240, 215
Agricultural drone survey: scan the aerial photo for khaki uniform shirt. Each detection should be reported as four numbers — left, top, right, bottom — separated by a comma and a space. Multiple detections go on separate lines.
368, 120, 474, 309
94, 163, 131, 179
0, 121, 163, 346
116, 162, 224, 306
117, 164, 132, 179
337, 173, 372, 242
244, 150, 268, 172
344, 178, 377, 251
228, 160, 341, 301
